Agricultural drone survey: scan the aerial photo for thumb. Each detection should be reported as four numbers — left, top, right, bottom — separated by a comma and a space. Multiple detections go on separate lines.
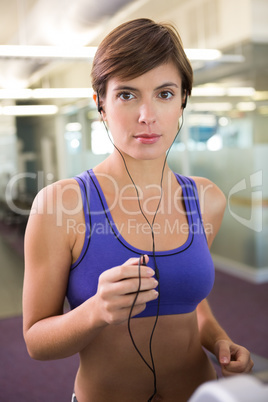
216, 340, 231, 365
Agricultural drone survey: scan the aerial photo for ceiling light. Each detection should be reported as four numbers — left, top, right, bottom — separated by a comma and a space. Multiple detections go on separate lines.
0, 45, 224, 62
0, 45, 97, 59
192, 87, 226, 96
0, 88, 93, 100
65, 122, 82, 132
0, 88, 32, 99
185, 49, 221, 60
189, 103, 233, 112
1, 105, 58, 116
192, 86, 256, 97
236, 102, 256, 111
32, 88, 93, 98
227, 87, 255, 97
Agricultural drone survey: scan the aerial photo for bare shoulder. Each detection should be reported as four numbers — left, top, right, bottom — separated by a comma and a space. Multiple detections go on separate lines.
30, 178, 81, 217
26, 177, 83, 258
190, 176, 226, 215
190, 176, 226, 247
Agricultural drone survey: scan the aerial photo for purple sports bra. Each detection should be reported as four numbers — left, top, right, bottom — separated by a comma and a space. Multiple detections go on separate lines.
66, 169, 214, 317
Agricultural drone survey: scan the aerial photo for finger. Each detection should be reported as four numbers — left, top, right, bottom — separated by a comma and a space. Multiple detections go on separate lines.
221, 365, 242, 377
123, 288, 159, 308
113, 264, 155, 282
229, 354, 254, 372
106, 288, 158, 316
121, 255, 149, 267
221, 355, 254, 375
99, 266, 155, 289
114, 276, 158, 295
221, 361, 249, 376
222, 360, 244, 373
218, 344, 231, 366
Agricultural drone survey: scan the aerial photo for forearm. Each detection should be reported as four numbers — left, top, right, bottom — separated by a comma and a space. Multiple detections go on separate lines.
24, 296, 106, 360
197, 299, 231, 354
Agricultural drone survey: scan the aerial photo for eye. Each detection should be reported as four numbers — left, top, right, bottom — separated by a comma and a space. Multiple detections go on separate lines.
117, 91, 135, 101
158, 91, 174, 100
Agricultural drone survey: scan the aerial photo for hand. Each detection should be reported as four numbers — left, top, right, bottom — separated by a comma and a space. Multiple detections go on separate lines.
214, 339, 254, 376
94, 256, 158, 325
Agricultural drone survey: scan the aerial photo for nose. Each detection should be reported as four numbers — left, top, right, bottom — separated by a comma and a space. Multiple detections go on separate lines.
138, 102, 156, 125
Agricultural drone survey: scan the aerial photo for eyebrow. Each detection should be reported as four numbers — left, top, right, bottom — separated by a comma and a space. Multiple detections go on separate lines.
155, 82, 179, 90
113, 82, 179, 92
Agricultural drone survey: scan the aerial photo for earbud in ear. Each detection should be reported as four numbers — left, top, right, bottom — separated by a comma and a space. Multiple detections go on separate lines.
97, 91, 103, 114
182, 91, 188, 109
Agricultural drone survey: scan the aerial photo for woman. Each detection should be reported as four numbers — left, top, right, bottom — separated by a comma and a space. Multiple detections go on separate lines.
23, 18, 253, 402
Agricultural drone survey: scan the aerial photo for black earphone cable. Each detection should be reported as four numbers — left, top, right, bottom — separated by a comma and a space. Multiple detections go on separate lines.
99, 100, 184, 401
127, 256, 154, 373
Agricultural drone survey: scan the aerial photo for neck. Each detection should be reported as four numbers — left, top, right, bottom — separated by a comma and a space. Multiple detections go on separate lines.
103, 150, 171, 189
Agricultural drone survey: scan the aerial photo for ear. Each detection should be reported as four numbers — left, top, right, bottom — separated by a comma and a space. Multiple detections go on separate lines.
93, 92, 105, 117
181, 90, 188, 109
93, 92, 101, 113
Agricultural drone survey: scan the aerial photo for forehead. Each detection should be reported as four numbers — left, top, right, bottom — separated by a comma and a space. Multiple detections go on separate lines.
106, 62, 182, 91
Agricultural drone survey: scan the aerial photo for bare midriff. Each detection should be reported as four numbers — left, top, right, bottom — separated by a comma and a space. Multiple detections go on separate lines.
74, 312, 217, 402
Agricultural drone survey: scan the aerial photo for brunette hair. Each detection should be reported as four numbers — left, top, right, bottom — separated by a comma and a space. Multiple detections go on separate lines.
91, 18, 193, 100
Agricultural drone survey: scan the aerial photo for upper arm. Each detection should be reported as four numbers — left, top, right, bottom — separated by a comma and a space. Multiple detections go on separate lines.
191, 176, 226, 249
23, 179, 82, 336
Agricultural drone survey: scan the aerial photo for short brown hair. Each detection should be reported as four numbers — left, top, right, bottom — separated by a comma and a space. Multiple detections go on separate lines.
91, 18, 193, 99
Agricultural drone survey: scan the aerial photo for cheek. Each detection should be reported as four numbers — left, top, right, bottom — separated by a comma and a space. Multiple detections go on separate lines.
106, 108, 134, 131
107, 117, 126, 134
159, 102, 182, 119
162, 110, 181, 129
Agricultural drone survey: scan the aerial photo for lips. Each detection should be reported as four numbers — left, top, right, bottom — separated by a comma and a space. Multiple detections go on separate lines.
134, 134, 161, 144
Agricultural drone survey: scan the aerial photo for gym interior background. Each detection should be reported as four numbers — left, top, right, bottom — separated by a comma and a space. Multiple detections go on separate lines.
0, 0, 267, 400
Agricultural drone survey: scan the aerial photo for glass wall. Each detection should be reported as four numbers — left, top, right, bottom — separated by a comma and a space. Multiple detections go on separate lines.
169, 107, 268, 280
